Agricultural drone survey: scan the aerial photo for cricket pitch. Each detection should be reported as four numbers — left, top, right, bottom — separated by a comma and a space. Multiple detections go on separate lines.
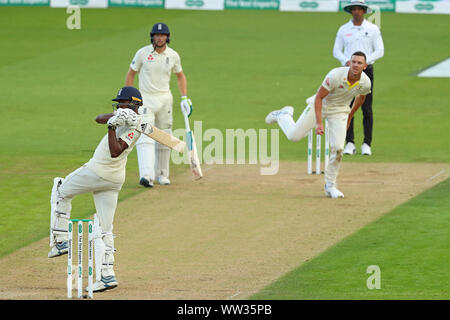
0, 161, 448, 299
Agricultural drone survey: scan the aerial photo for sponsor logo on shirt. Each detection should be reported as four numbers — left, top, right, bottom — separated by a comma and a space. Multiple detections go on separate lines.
128, 132, 134, 139
345, 33, 352, 37
147, 54, 154, 61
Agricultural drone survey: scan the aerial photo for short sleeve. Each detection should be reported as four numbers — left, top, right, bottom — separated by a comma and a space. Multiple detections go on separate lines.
321, 69, 338, 91
361, 83, 371, 96
171, 52, 183, 74
130, 49, 143, 72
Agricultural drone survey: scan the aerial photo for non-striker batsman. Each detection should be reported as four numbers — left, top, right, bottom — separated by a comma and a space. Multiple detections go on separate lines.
125, 22, 193, 188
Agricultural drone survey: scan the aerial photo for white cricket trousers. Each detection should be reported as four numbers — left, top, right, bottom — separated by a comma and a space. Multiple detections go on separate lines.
136, 92, 173, 180
277, 104, 348, 187
56, 165, 121, 276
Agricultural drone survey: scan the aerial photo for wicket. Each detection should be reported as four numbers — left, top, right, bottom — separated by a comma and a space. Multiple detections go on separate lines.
307, 119, 329, 174
67, 219, 93, 299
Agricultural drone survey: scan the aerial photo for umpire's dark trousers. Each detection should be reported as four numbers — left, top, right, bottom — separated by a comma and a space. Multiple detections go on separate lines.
346, 64, 374, 146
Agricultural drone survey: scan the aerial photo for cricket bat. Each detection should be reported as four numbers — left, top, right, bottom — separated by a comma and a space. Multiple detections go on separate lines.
183, 113, 203, 179
135, 117, 186, 153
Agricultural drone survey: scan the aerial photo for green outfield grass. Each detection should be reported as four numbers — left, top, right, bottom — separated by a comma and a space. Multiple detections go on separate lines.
0, 8, 449, 298
251, 177, 450, 300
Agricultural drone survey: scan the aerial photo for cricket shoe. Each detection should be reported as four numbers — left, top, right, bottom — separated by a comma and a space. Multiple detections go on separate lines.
265, 106, 294, 124
157, 175, 170, 185
361, 143, 372, 156
48, 241, 68, 258
324, 184, 344, 199
90, 276, 118, 293
343, 142, 356, 155
139, 176, 154, 188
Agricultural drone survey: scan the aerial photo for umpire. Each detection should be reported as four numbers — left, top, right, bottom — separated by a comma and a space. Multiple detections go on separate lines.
333, 0, 384, 155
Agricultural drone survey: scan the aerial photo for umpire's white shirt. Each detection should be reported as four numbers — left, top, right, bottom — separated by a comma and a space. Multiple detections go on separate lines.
130, 44, 183, 95
86, 126, 140, 184
333, 19, 384, 66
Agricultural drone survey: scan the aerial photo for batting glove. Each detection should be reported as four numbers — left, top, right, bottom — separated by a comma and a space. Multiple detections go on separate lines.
116, 108, 138, 128
116, 108, 136, 120
107, 115, 125, 129
180, 96, 193, 117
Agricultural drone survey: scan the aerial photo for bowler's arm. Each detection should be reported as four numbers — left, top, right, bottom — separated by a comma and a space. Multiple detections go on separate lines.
314, 86, 330, 135
347, 95, 367, 129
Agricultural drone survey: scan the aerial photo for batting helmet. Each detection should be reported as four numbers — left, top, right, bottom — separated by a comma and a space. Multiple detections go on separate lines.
150, 22, 170, 44
112, 86, 143, 111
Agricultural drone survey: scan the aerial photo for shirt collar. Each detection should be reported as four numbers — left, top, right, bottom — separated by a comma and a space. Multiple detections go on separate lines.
344, 68, 361, 89
349, 18, 366, 28
151, 44, 168, 55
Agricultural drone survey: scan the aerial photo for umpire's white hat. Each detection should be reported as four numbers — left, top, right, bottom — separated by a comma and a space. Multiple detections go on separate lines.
343, 0, 372, 14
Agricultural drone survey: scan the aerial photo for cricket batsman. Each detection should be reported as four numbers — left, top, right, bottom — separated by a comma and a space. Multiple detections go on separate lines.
265, 52, 371, 198
125, 22, 193, 188
48, 86, 143, 292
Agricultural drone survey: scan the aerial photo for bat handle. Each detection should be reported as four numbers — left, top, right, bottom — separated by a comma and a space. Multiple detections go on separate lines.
183, 112, 191, 131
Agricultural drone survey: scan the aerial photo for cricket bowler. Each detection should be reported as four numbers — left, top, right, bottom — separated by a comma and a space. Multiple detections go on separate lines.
48, 86, 143, 292
265, 51, 371, 198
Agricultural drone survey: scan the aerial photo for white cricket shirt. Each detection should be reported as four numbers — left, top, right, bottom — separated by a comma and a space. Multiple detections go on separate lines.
130, 44, 183, 95
333, 19, 384, 66
86, 126, 141, 184
306, 67, 371, 115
